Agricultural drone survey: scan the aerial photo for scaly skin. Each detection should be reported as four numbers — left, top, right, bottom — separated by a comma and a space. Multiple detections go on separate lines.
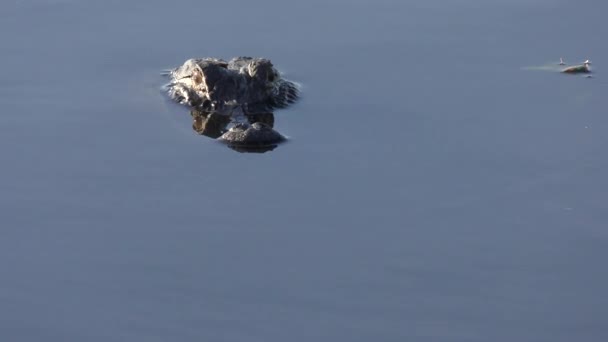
168, 57, 299, 113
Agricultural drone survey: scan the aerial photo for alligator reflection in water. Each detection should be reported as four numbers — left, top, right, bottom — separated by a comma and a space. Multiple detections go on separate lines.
191, 109, 285, 153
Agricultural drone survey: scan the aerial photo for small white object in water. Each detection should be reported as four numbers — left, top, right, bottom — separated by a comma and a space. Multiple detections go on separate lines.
583, 59, 592, 65
559, 57, 565, 65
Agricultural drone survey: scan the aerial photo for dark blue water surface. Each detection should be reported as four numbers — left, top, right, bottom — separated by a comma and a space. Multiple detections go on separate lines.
1, 0, 607, 341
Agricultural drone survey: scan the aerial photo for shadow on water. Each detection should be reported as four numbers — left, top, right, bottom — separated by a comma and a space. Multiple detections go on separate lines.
190, 109, 283, 153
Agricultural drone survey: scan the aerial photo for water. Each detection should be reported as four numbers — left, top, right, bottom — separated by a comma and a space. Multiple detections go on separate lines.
1, 0, 607, 341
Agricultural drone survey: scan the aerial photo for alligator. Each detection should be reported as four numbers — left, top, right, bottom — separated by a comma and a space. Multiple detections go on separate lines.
165, 57, 299, 152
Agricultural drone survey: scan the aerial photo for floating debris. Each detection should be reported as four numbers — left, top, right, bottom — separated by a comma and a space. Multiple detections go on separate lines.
561, 60, 591, 74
